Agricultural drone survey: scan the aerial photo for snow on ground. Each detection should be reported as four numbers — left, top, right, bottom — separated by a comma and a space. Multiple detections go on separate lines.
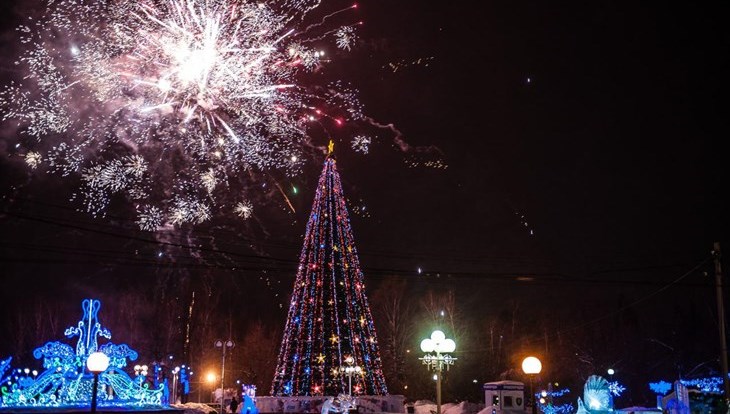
413, 399, 483, 414
172, 402, 219, 414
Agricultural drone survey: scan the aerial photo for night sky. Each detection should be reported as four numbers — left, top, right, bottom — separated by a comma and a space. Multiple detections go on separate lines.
1, 0, 728, 406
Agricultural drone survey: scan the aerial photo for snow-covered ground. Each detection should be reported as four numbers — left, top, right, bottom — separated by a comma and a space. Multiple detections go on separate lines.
412, 399, 484, 414
172, 402, 219, 414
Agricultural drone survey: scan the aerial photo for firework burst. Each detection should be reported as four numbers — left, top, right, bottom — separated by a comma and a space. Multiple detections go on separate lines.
1, 0, 363, 230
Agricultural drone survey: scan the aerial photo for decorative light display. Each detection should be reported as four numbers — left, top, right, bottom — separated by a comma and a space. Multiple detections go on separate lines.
576, 375, 611, 412
649, 380, 673, 395
0, 0, 366, 228
607, 381, 625, 397
0, 299, 163, 408
648, 376, 730, 395
539, 403, 575, 414
271, 152, 387, 396
536, 388, 573, 414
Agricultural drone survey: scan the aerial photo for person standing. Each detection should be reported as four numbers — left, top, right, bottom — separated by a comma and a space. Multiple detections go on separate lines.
230, 396, 239, 413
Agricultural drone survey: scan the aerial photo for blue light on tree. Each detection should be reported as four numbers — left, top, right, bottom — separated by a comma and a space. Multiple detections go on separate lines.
0, 299, 164, 409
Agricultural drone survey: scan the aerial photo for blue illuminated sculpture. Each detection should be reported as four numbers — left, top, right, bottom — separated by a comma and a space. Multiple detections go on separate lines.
576, 375, 612, 414
0, 299, 164, 409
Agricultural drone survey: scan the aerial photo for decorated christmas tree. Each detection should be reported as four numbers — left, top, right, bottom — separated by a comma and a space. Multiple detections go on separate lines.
271, 147, 388, 396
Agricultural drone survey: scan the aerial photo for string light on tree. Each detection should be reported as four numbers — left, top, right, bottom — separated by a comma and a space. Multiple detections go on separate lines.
271, 145, 387, 396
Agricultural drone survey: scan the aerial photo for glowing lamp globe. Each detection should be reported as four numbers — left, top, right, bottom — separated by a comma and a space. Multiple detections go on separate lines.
441, 339, 456, 353
420, 338, 435, 353
607, 368, 615, 376
431, 330, 446, 343
206, 372, 217, 383
521, 356, 542, 375
86, 352, 110, 374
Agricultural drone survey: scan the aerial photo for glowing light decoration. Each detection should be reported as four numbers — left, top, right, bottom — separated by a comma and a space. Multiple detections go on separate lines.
536, 388, 573, 414
1, 0, 366, 229
648, 377, 730, 395
608, 381, 625, 397
0, 299, 163, 409
576, 375, 611, 413
649, 380, 673, 395
271, 152, 387, 396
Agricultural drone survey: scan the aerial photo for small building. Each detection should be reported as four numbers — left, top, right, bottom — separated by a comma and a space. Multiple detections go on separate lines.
483, 380, 525, 414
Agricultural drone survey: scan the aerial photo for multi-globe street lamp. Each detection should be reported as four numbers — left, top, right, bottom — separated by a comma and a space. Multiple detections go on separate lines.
214, 339, 235, 414
419, 330, 457, 414
339, 356, 362, 397
133, 364, 148, 386
521, 356, 542, 414
87, 352, 110, 414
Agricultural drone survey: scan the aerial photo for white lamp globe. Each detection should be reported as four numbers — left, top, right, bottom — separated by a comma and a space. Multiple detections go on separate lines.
420, 338, 435, 353
521, 356, 542, 375
87, 352, 110, 374
441, 339, 456, 353
431, 330, 446, 343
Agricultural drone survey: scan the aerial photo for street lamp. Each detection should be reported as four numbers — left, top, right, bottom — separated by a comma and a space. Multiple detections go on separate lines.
339, 356, 362, 397
87, 352, 110, 414
133, 364, 149, 386
171, 366, 181, 404
521, 356, 542, 414
419, 330, 457, 414
215, 339, 235, 414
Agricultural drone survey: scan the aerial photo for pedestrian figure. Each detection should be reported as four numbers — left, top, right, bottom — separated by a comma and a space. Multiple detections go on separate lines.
230, 396, 239, 413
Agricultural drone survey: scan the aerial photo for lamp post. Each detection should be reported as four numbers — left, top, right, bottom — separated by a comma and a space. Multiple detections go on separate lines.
215, 340, 235, 414
171, 366, 181, 404
133, 364, 148, 386
339, 356, 362, 397
419, 330, 457, 414
87, 352, 110, 414
521, 356, 542, 414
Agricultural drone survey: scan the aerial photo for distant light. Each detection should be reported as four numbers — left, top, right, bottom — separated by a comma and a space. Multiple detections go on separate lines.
291, 156, 298, 162
526, 77, 531, 84
417, 267, 422, 274
541, 390, 548, 397
70, 45, 80, 56
473, 379, 478, 384
433, 374, 438, 381
23, 368, 30, 374
440, 310, 445, 316
608, 368, 615, 376
206, 372, 217, 383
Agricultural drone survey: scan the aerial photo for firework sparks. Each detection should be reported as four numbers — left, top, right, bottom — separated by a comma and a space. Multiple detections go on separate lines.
351, 135, 371, 154
234, 200, 254, 219
2, 0, 364, 229
335, 26, 358, 50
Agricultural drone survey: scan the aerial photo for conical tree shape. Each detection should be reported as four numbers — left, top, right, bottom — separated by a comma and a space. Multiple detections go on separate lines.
271, 157, 388, 396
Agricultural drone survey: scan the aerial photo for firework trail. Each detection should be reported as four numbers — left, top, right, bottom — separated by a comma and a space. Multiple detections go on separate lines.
0, 0, 365, 230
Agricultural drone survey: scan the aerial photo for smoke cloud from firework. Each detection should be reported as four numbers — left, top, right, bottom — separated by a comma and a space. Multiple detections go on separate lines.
1, 0, 365, 230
